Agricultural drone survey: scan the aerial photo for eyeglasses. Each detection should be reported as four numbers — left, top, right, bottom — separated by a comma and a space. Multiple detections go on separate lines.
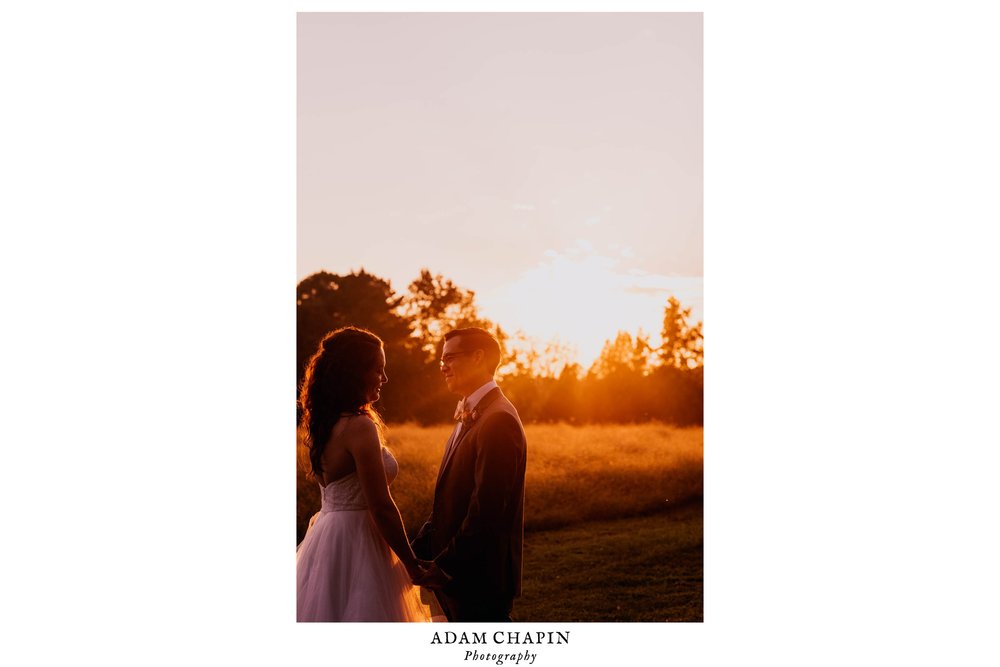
439, 351, 474, 368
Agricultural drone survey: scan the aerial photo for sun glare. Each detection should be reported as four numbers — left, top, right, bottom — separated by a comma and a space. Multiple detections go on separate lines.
479, 249, 702, 370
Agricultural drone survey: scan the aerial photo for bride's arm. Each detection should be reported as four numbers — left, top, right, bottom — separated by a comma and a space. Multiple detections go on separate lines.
411, 516, 434, 558
347, 417, 422, 580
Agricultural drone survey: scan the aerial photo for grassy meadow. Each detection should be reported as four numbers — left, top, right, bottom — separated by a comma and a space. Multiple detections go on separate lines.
514, 502, 703, 622
298, 422, 703, 537
296, 421, 703, 621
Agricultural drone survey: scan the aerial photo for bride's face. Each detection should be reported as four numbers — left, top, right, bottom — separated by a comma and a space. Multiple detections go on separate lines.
364, 348, 388, 404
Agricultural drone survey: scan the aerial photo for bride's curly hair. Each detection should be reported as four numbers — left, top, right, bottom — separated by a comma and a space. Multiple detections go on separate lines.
298, 326, 386, 481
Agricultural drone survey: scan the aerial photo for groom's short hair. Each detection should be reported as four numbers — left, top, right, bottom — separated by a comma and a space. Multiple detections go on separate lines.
445, 327, 502, 374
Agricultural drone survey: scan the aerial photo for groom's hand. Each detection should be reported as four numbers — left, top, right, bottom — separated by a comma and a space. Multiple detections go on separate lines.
404, 559, 431, 584
413, 561, 452, 589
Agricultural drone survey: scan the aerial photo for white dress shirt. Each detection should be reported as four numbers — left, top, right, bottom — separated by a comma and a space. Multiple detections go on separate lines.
455, 379, 499, 437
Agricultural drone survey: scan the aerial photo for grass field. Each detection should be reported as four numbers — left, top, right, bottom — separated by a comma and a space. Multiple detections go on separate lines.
296, 422, 703, 622
298, 422, 703, 539
514, 501, 703, 622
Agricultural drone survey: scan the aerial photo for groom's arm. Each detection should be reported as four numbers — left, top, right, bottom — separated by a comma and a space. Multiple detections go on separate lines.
411, 516, 434, 559
433, 412, 524, 580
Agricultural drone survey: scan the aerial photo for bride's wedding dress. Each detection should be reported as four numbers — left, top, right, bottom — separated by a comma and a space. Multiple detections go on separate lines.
296, 446, 431, 622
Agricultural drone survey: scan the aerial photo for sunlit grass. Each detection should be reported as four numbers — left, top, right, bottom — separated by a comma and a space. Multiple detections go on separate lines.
298, 422, 703, 541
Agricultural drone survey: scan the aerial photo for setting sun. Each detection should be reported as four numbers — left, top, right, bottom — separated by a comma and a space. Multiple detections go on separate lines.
478, 244, 702, 369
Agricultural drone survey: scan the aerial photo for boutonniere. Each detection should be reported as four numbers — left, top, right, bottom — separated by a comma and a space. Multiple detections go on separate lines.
460, 408, 480, 427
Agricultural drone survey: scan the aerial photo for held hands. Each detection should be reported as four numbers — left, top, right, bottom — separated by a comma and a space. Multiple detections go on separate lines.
411, 559, 452, 589
404, 558, 429, 583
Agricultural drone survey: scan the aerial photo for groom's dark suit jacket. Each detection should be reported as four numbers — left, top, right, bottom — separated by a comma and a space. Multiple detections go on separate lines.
412, 387, 527, 621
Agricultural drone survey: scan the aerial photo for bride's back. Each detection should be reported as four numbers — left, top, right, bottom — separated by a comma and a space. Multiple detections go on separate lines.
318, 413, 371, 486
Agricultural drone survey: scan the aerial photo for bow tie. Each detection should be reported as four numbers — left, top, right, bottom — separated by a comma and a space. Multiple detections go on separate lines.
454, 399, 479, 426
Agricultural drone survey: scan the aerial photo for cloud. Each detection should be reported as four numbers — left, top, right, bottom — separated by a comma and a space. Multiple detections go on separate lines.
623, 285, 672, 296
610, 242, 635, 259
568, 239, 600, 257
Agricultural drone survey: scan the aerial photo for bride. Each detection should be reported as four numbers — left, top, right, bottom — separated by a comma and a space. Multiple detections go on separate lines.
296, 326, 432, 622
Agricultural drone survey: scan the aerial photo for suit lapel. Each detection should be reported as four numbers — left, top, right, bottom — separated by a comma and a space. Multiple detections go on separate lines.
437, 387, 503, 482
436, 423, 461, 485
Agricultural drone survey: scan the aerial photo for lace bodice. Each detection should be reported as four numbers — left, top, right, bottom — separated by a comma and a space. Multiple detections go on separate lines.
319, 447, 398, 512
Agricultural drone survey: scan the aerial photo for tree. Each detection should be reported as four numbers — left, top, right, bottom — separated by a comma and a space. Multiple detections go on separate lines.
400, 268, 510, 364
543, 363, 584, 423
580, 331, 654, 422
296, 269, 428, 421
499, 331, 574, 379
297, 269, 413, 376
659, 296, 704, 369
648, 296, 704, 425
588, 330, 653, 379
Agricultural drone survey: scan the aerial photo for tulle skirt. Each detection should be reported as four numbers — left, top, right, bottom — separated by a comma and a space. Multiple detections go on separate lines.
296, 509, 431, 622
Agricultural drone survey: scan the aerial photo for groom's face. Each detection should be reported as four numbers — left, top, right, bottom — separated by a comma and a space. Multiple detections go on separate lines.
440, 336, 483, 397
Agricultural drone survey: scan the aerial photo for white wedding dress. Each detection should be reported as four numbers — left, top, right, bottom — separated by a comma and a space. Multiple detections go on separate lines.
296, 446, 431, 622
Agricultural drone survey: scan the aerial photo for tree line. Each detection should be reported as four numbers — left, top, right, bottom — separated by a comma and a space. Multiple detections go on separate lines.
297, 268, 703, 425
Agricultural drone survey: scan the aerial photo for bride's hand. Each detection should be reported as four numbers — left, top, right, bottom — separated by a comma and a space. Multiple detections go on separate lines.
412, 561, 451, 589
405, 559, 431, 583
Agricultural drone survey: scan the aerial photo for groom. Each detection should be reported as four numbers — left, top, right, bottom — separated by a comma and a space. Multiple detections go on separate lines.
411, 327, 528, 622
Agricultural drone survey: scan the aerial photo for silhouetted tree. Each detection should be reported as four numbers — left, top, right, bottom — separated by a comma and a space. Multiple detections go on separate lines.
496, 333, 571, 422
580, 332, 644, 421
659, 295, 704, 369
648, 364, 703, 425
297, 270, 410, 373
401, 269, 506, 360
643, 296, 704, 424
296, 269, 425, 421
543, 363, 584, 423
395, 269, 512, 422
588, 331, 652, 379
296, 269, 702, 426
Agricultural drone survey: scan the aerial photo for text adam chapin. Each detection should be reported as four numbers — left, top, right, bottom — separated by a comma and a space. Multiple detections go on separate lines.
430, 631, 570, 665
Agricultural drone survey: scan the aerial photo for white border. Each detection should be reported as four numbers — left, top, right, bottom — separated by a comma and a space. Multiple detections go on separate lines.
4, 1, 1000, 665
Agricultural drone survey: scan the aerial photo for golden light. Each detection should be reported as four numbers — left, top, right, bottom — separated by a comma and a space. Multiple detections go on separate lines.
479, 245, 702, 370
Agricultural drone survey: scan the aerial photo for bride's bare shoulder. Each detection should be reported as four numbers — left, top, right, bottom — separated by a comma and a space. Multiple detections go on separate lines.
340, 413, 380, 448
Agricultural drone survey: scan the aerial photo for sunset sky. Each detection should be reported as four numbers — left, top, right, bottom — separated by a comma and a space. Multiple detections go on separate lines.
298, 13, 702, 366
